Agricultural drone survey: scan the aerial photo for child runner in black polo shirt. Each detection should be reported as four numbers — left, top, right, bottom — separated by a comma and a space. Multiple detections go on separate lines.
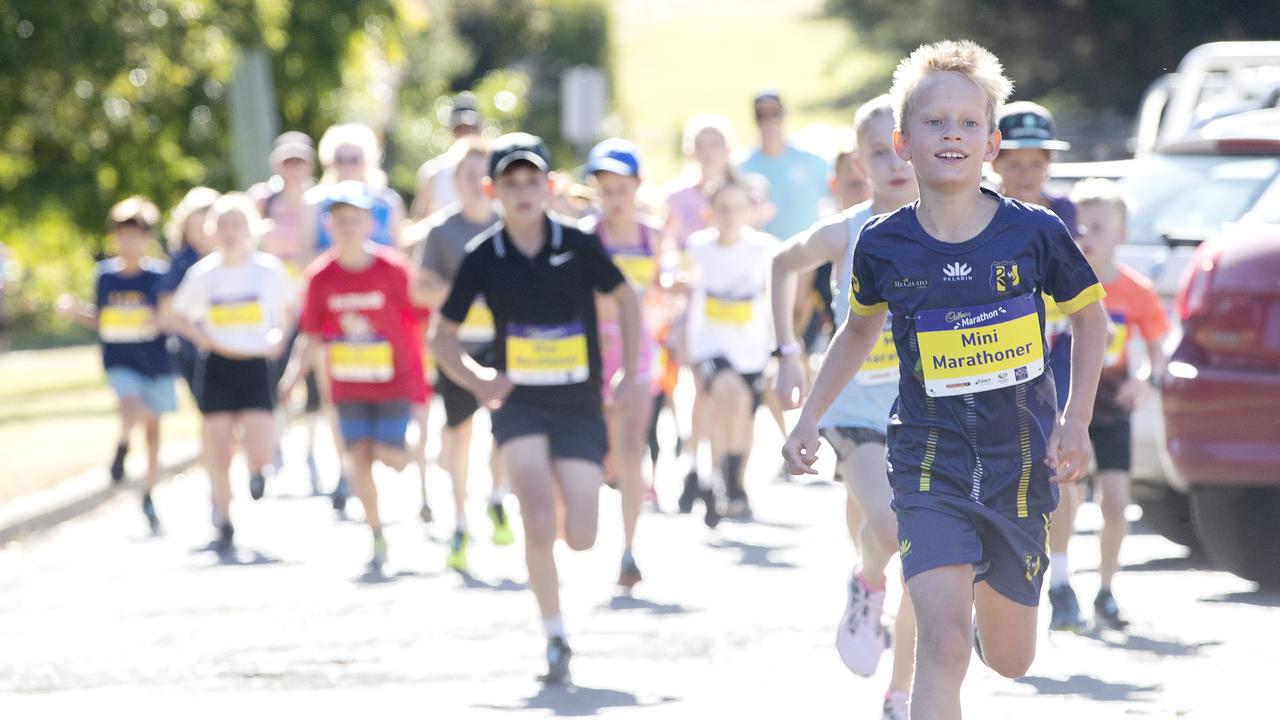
431, 133, 644, 685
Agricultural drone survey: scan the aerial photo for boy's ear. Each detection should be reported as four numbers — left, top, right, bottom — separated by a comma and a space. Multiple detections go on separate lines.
483, 178, 496, 199
984, 129, 1003, 163
892, 129, 910, 162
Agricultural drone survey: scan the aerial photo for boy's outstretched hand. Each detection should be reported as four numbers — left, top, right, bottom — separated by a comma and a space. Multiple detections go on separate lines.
1046, 416, 1092, 484
781, 419, 822, 476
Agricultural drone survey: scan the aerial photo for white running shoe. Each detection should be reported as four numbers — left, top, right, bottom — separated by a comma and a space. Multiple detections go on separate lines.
836, 571, 888, 676
882, 691, 909, 720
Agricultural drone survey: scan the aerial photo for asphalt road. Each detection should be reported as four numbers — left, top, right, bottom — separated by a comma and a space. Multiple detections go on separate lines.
1, 408, 1274, 718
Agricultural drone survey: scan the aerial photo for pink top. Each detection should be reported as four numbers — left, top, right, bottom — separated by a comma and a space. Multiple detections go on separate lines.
664, 178, 709, 250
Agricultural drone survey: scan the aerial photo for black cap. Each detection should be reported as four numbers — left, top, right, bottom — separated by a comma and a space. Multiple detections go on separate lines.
489, 132, 551, 178
998, 101, 1071, 151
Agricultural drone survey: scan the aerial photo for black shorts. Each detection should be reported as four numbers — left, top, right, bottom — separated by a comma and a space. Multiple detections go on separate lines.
490, 398, 608, 465
695, 356, 764, 412
172, 348, 199, 393
802, 262, 835, 351
820, 426, 888, 461
435, 346, 494, 428
192, 352, 275, 415
1089, 421, 1131, 473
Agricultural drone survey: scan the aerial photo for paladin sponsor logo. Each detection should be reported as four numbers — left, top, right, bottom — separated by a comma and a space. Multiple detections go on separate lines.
894, 277, 929, 290
942, 262, 972, 281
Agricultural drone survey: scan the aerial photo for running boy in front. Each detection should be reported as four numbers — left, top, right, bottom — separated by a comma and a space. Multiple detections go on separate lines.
430, 133, 644, 685
782, 40, 1109, 720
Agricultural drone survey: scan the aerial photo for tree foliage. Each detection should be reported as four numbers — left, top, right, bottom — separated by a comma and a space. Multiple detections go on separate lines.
823, 0, 1280, 112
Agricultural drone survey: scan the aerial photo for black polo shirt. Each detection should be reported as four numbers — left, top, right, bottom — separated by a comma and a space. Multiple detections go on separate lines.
441, 214, 625, 412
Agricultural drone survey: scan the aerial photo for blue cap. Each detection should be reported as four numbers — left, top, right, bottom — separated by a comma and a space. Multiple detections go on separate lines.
585, 138, 641, 178
327, 180, 373, 210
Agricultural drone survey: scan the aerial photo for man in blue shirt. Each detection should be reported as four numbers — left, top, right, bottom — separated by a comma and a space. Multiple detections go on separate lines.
738, 90, 831, 240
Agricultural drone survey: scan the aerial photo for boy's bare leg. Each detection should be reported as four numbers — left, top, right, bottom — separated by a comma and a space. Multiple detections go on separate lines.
906, 564, 975, 720
889, 588, 917, 695
1097, 470, 1131, 590
973, 581, 1038, 679
503, 435, 565, 623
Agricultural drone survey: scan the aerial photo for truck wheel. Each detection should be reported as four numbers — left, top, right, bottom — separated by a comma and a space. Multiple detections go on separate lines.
1191, 486, 1280, 588
1132, 480, 1201, 552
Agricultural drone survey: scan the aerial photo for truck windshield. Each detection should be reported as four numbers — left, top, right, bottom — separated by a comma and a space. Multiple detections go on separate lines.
1121, 155, 1280, 244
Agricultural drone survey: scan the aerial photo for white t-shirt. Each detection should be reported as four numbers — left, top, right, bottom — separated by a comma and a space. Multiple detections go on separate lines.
685, 228, 775, 374
418, 154, 460, 218
171, 251, 294, 357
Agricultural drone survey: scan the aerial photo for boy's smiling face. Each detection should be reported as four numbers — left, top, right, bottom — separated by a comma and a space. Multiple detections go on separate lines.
894, 72, 1000, 192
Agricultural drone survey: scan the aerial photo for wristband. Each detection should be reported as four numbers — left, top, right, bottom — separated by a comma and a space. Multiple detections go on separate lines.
773, 342, 801, 359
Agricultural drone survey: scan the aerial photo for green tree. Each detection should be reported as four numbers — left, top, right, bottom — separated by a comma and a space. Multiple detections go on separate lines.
823, 0, 1280, 113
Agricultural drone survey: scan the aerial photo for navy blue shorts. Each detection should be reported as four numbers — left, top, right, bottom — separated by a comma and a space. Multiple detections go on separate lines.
893, 492, 1052, 607
337, 400, 410, 448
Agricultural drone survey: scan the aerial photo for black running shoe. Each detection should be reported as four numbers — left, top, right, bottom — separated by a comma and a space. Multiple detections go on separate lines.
213, 522, 235, 555
540, 637, 572, 685
419, 502, 434, 524
699, 485, 721, 529
332, 476, 350, 513
1093, 588, 1130, 630
141, 493, 160, 535
110, 443, 128, 484
1048, 584, 1085, 632
249, 471, 266, 501
677, 471, 699, 514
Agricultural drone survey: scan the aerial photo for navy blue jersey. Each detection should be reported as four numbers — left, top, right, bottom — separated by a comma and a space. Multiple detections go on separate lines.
850, 189, 1104, 517
94, 257, 172, 377
156, 245, 202, 363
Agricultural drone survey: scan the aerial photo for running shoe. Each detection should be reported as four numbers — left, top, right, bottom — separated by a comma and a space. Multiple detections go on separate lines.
370, 533, 388, 573
141, 493, 160, 535
1093, 588, 1130, 630
489, 502, 515, 546
882, 692, 909, 720
110, 443, 128, 484
1048, 584, 1085, 632
332, 475, 350, 513
836, 572, 887, 676
540, 636, 573, 685
618, 553, 642, 589
446, 530, 469, 572
420, 502, 434, 524
213, 522, 235, 555
248, 471, 267, 501
677, 471, 699, 514
699, 485, 721, 529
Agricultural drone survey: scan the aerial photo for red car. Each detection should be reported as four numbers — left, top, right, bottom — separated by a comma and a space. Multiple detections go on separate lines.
1162, 204, 1280, 587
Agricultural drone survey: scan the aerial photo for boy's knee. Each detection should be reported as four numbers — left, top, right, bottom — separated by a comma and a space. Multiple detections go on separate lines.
522, 509, 557, 546
984, 646, 1034, 679
563, 524, 597, 552
919, 622, 973, 669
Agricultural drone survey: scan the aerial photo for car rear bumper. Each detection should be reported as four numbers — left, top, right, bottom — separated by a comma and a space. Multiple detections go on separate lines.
1162, 362, 1280, 486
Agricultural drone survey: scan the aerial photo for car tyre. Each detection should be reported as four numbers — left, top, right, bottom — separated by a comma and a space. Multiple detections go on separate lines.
1132, 480, 1201, 552
1191, 486, 1280, 588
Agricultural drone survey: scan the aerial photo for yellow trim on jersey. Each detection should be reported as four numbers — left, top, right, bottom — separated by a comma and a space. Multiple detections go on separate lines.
919, 396, 938, 492
850, 297, 888, 317
1016, 383, 1032, 518
1054, 282, 1106, 316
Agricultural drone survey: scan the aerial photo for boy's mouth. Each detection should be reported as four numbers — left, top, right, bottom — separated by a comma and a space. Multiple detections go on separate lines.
935, 150, 967, 162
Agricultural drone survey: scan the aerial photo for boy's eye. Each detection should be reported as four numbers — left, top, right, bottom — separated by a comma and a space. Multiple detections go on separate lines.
924, 119, 942, 126
963, 120, 979, 128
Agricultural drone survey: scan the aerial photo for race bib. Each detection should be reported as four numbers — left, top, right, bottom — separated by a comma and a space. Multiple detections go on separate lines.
1105, 311, 1129, 368
856, 322, 899, 386
916, 293, 1044, 397
704, 293, 754, 326
506, 321, 589, 386
613, 253, 658, 288
209, 297, 264, 330
99, 305, 158, 343
458, 300, 496, 343
329, 338, 394, 383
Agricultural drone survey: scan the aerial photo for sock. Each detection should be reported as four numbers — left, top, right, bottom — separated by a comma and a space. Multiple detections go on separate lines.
455, 517, 467, 534
489, 487, 507, 505
543, 615, 566, 641
723, 453, 743, 495
886, 690, 908, 703
622, 548, 634, 564
1050, 552, 1070, 588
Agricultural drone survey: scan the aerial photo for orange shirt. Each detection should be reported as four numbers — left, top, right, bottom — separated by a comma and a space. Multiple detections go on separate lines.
1093, 263, 1168, 424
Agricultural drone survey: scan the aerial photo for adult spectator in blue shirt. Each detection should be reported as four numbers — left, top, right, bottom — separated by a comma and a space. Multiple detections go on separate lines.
737, 90, 831, 240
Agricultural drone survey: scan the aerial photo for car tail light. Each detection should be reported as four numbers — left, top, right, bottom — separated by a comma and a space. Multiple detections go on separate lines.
1175, 244, 1224, 321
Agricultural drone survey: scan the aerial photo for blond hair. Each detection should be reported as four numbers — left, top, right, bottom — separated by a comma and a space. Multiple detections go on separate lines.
317, 122, 388, 189
164, 186, 220, 252
890, 40, 1013, 134
1070, 178, 1133, 223
853, 94, 896, 147
681, 114, 737, 158
203, 192, 266, 241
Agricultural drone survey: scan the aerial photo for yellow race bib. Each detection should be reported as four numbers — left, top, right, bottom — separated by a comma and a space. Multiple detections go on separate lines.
856, 322, 899, 386
506, 321, 589, 386
916, 294, 1044, 397
328, 339, 394, 383
458, 300, 496, 343
1104, 311, 1129, 368
704, 293, 754, 325
209, 297, 264, 330
99, 305, 158, 344
613, 253, 658, 288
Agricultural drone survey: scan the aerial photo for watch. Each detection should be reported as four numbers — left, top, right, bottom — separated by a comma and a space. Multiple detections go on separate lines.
773, 342, 801, 358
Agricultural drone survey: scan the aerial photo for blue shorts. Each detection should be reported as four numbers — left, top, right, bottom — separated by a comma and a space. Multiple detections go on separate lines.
893, 493, 1052, 607
106, 367, 178, 415
337, 400, 410, 448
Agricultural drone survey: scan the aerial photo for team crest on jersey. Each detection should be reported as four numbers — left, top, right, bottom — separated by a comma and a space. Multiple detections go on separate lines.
991, 261, 1021, 293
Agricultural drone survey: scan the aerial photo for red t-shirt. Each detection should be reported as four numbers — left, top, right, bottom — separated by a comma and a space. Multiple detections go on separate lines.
300, 247, 430, 404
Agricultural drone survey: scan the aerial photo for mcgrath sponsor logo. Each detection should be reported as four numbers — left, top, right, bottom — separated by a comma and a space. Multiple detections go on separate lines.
942, 262, 972, 281
894, 277, 929, 290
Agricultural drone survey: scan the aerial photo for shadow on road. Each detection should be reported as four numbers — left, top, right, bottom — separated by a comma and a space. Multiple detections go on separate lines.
189, 544, 288, 568
708, 539, 797, 569
458, 572, 527, 592
354, 568, 435, 585
602, 595, 690, 615
479, 684, 676, 716
1200, 589, 1280, 608
1085, 630, 1222, 658
1016, 674, 1160, 701
1119, 552, 1210, 573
